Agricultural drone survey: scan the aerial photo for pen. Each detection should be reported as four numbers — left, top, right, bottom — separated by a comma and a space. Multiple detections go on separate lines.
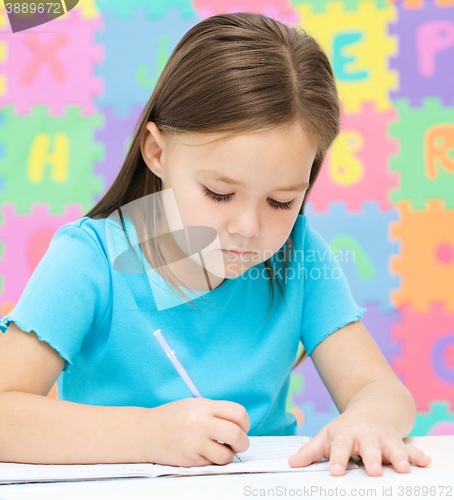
153, 328, 242, 462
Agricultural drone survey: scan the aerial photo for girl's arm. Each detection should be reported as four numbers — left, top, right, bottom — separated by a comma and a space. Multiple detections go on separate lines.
288, 319, 432, 476
0, 322, 149, 464
0, 322, 249, 466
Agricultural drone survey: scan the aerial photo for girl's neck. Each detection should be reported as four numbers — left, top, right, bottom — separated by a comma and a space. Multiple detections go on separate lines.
137, 215, 226, 292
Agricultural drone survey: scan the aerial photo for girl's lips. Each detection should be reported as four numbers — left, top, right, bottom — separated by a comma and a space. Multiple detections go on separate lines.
222, 249, 253, 256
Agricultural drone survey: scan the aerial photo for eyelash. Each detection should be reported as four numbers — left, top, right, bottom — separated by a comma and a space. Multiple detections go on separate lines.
202, 187, 296, 211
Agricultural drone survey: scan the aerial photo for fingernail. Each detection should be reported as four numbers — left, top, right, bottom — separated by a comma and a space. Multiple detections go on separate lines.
397, 460, 409, 468
371, 462, 381, 469
332, 463, 343, 473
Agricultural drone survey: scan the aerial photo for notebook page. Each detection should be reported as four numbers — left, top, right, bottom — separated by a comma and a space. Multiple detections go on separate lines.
152, 436, 358, 477
0, 463, 156, 484
0, 436, 358, 483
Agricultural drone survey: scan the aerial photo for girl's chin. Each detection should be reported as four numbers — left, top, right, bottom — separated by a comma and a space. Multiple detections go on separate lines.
224, 264, 251, 278
201, 257, 255, 279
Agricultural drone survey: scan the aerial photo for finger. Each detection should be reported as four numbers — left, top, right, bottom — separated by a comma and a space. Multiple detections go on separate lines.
357, 436, 383, 476
211, 400, 251, 434
288, 432, 328, 468
328, 434, 356, 476
201, 439, 236, 466
382, 440, 411, 473
404, 444, 432, 467
209, 419, 249, 454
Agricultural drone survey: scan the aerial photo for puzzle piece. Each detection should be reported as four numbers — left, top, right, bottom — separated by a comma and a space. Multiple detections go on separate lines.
293, 355, 334, 412
360, 302, 402, 363
305, 201, 400, 312
390, 199, 454, 312
98, 0, 195, 19
388, 0, 454, 9
286, 371, 304, 426
392, 303, 454, 411
390, 98, 454, 209
193, 0, 299, 26
297, 402, 340, 436
0, 108, 5, 190
74, 0, 112, 19
308, 102, 398, 211
0, 9, 104, 116
96, 6, 199, 115
294, 1, 397, 111
389, 3, 454, 107
94, 105, 143, 205
291, 0, 388, 12
410, 402, 454, 437
0, 7, 6, 98
0, 203, 84, 303
0, 105, 104, 214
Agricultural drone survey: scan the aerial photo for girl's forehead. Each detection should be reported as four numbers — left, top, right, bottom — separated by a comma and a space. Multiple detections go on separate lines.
171, 123, 314, 156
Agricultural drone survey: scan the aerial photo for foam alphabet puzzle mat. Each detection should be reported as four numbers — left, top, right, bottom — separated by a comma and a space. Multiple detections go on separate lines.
1, 0, 453, 436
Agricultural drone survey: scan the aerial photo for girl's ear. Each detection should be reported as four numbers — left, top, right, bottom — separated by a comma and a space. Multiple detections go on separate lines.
140, 121, 166, 180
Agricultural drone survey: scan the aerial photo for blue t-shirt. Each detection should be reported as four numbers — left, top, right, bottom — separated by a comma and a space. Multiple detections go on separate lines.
0, 214, 366, 437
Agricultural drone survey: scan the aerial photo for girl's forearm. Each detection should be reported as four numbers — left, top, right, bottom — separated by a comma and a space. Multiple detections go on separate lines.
0, 391, 150, 464
343, 378, 417, 438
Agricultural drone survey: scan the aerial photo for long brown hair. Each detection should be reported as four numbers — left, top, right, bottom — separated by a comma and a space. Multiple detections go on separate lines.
84, 12, 340, 371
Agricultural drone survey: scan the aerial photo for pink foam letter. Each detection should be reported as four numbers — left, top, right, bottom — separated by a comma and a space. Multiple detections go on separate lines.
417, 20, 454, 77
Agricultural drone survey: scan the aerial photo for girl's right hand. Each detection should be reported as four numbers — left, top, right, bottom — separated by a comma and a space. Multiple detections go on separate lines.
142, 397, 250, 467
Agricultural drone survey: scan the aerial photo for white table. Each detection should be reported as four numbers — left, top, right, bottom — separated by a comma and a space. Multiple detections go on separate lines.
0, 436, 452, 500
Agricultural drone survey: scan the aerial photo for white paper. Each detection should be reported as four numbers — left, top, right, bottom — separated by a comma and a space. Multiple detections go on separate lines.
0, 436, 358, 484
154, 436, 358, 477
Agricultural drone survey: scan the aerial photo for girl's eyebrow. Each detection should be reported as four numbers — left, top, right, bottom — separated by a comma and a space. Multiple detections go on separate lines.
196, 169, 309, 192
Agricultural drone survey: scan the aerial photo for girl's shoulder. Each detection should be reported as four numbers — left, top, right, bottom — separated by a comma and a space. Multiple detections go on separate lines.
54, 216, 108, 246
56, 215, 145, 274
51, 216, 113, 266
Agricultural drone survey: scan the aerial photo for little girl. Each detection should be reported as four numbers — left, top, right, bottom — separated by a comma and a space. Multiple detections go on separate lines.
0, 12, 431, 476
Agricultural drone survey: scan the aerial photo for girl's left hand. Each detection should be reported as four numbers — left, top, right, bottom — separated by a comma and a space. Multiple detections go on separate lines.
288, 412, 432, 476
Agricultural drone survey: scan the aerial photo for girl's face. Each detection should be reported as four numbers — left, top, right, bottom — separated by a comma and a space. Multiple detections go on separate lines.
140, 120, 316, 291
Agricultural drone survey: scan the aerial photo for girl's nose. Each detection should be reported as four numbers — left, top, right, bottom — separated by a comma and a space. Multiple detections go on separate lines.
228, 207, 260, 238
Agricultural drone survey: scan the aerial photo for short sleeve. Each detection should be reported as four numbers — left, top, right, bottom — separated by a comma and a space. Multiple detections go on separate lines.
0, 225, 111, 373
300, 224, 367, 356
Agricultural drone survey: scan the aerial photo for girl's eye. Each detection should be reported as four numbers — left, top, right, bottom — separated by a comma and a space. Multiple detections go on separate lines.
268, 198, 295, 211
203, 187, 234, 203
202, 187, 295, 211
